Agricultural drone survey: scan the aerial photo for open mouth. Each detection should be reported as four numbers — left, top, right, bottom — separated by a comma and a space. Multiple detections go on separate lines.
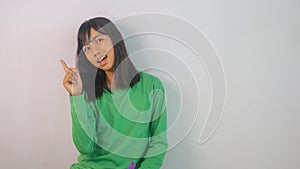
97, 55, 108, 65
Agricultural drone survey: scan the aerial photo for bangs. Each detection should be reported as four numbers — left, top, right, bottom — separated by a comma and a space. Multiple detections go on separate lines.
78, 22, 108, 46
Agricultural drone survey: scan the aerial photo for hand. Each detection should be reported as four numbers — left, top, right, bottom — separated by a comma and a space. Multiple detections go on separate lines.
60, 59, 83, 96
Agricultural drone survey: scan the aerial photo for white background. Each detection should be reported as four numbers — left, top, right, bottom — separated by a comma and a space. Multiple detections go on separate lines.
0, 0, 299, 169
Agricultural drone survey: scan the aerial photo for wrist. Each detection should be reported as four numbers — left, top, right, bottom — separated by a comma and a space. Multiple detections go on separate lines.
70, 92, 83, 96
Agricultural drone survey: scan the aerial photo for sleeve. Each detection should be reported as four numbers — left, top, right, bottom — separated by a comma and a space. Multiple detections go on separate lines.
138, 79, 169, 169
69, 92, 98, 155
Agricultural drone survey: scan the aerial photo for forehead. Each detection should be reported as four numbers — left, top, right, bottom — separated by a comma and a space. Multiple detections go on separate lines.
87, 28, 103, 38
84, 28, 106, 46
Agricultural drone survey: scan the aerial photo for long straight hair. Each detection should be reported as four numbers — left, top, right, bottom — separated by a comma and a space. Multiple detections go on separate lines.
76, 17, 140, 102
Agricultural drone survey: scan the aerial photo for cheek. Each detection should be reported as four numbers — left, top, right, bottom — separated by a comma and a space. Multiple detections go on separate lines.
85, 55, 97, 66
108, 49, 114, 60
106, 40, 114, 55
85, 54, 92, 62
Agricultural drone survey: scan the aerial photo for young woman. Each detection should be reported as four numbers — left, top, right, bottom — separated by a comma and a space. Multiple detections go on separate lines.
60, 17, 168, 169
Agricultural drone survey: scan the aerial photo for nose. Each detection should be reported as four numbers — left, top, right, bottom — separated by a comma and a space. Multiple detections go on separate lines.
93, 50, 101, 57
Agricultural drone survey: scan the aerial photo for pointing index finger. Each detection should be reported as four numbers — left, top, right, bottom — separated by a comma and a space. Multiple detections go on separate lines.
60, 59, 70, 72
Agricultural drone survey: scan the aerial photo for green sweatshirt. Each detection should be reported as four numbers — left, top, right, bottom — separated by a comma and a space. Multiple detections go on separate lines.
69, 72, 168, 169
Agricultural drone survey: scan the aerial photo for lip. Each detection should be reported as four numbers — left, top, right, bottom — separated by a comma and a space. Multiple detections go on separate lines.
97, 55, 107, 63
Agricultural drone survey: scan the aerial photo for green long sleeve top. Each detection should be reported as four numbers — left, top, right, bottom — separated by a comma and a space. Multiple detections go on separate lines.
69, 72, 168, 169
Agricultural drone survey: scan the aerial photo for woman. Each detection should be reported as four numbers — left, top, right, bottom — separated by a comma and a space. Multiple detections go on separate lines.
60, 17, 168, 169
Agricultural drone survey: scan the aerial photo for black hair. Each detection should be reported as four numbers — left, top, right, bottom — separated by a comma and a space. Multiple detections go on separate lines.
76, 17, 140, 102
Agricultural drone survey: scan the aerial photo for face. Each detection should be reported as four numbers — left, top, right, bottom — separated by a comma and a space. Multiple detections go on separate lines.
82, 28, 115, 72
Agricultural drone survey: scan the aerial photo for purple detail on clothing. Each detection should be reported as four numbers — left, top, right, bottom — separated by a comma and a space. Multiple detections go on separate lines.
127, 162, 136, 169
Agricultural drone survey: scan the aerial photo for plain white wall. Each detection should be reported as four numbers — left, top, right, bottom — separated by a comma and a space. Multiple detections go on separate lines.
0, 0, 299, 169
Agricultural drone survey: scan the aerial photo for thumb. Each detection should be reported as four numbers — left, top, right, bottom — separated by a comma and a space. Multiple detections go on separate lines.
74, 69, 81, 78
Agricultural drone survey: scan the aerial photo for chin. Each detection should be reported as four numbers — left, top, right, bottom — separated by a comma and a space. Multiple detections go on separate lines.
98, 65, 113, 72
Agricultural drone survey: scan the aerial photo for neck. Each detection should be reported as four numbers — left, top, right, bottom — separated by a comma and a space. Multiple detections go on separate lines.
105, 71, 116, 89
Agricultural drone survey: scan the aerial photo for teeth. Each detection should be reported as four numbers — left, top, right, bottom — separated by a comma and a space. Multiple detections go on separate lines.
98, 55, 107, 63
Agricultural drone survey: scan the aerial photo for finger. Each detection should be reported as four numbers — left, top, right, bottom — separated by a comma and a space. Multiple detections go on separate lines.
65, 71, 75, 78
66, 72, 77, 82
69, 71, 78, 80
60, 59, 72, 73
72, 73, 78, 81
69, 68, 79, 80
64, 72, 76, 83
70, 77, 78, 85
70, 68, 76, 73
69, 72, 79, 82
60, 59, 69, 72
64, 75, 77, 85
74, 69, 80, 79
63, 74, 72, 84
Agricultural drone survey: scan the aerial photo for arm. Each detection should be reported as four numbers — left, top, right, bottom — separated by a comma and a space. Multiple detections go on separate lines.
138, 81, 169, 169
69, 92, 98, 155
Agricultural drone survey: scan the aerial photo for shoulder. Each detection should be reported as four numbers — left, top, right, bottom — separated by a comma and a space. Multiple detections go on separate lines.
139, 72, 164, 90
139, 72, 162, 84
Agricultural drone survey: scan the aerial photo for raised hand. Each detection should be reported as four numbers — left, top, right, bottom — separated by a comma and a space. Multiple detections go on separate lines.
60, 59, 83, 96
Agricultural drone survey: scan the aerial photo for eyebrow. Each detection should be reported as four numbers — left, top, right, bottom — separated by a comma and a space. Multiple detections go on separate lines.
85, 35, 102, 46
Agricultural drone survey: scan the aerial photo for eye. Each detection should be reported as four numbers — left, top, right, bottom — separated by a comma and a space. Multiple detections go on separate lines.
83, 46, 90, 52
96, 38, 103, 44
